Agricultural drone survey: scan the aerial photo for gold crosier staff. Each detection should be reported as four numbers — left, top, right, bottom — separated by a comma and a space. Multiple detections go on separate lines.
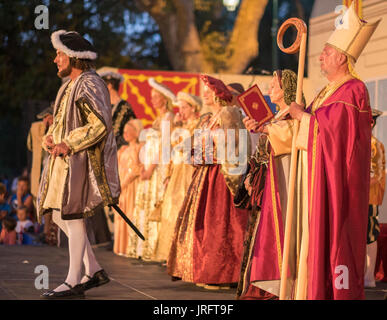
276, 18, 307, 300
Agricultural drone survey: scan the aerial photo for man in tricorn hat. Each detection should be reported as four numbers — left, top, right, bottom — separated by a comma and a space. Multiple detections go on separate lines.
288, 4, 381, 299
37, 30, 120, 299
99, 71, 136, 150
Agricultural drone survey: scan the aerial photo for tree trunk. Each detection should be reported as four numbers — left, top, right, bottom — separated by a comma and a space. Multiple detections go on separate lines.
135, 0, 268, 74
135, 0, 209, 72
224, 0, 268, 73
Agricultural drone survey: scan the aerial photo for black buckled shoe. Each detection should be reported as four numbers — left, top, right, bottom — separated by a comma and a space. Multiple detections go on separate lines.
41, 282, 85, 299
81, 269, 110, 291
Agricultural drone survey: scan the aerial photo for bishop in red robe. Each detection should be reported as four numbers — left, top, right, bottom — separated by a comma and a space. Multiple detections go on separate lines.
288, 4, 381, 299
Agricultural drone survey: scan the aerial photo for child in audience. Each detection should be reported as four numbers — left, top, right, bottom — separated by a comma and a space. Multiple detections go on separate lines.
15, 206, 34, 234
0, 217, 17, 245
9, 176, 34, 220
0, 183, 11, 233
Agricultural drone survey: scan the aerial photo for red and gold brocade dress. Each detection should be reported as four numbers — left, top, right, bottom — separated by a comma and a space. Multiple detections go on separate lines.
167, 106, 250, 284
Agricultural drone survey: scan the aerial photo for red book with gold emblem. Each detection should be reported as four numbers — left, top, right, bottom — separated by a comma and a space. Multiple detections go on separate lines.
237, 84, 274, 127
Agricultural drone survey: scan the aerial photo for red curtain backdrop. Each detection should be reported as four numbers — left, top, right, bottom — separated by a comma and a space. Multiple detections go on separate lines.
117, 69, 200, 128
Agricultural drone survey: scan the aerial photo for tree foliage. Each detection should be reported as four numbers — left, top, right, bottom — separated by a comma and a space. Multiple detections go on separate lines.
0, 0, 315, 176
0, 0, 163, 175
0, 0, 164, 118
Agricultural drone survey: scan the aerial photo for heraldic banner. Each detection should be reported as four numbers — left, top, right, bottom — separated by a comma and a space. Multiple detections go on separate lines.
117, 69, 200, 128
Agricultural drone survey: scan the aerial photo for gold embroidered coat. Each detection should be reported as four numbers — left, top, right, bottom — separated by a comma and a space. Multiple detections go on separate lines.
37, 71, 120, 221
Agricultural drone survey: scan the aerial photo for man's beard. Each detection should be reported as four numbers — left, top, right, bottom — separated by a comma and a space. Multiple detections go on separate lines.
58, 64, 72, 78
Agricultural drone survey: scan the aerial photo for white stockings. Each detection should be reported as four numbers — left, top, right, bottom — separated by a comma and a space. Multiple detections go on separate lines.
52, 210, 102, 292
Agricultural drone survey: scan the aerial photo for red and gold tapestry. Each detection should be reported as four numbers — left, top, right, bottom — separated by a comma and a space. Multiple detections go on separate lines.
117, 69, 200, 127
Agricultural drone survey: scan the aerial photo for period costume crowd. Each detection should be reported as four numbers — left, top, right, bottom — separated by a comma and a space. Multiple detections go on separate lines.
33, 4, 385, 300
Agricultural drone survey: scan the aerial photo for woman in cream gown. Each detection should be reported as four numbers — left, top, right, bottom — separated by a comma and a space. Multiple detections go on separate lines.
114, 119, 143, 256
127, 78, 175, 261
154, 92, 202, 263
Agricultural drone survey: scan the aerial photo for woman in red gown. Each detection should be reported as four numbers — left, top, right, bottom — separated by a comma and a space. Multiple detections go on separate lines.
167, 75, 250, 289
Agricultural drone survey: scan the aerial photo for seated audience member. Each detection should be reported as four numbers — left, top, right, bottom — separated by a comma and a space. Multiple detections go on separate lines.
15, 206, 34, 234
9, 176, 34, 221
0, 183, 11, 232
10, 167, 28, 194
0, 174, 10, 193
0, 217, 17, 245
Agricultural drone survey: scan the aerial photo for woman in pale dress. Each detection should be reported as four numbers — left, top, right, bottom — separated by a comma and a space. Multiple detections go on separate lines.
154, 92, 202, 263
128, 78, 175, 261
114, 119, 143, 256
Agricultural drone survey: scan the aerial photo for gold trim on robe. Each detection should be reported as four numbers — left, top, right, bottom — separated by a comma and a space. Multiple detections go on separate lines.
370, 135, 386, 205
63, 103, 107, 154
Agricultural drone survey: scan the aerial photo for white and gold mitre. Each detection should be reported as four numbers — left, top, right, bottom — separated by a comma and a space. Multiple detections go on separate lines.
327, 2, 381, 62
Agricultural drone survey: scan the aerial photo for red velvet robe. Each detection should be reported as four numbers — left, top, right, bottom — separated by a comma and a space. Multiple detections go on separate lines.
248, 78, 372, 300
193, 164, 248, 284
249, 152, 286, 286
306, 78, 372, 299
